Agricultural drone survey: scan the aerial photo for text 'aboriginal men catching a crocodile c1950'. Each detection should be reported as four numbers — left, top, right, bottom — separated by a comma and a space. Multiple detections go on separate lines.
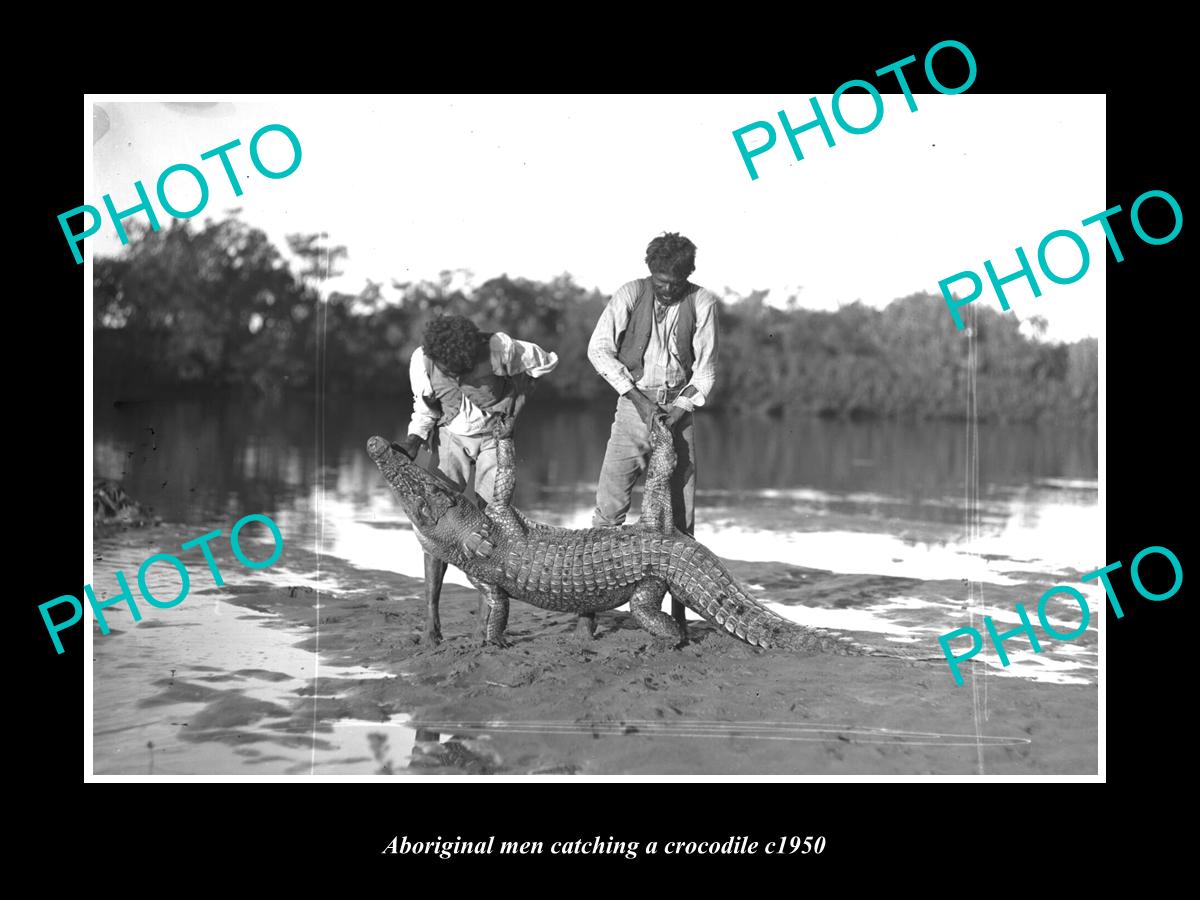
395, 314, 558, 645
582, 231, 720, 642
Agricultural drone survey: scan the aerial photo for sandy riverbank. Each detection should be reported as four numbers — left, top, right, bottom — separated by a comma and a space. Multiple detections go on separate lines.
92, 522, 1097, 776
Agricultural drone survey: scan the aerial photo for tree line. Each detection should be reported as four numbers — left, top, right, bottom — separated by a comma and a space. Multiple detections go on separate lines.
94, 216, 1096, 423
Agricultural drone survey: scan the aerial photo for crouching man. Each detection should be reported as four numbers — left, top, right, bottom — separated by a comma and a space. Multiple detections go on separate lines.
397, 314, 558, 644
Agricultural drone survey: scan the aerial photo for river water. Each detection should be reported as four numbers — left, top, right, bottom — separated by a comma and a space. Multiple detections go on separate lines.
91, 392, 1099, 775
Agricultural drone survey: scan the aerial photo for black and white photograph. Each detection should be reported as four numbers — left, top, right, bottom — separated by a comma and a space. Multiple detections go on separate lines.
83, 89, 1106, 779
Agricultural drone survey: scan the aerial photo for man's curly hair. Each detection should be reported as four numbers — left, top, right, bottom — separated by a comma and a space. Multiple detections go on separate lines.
645, 232, 697, 279
422, 314, 482, 377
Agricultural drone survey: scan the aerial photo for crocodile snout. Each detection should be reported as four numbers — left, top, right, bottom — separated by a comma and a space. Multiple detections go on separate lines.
366, 435, 391, 460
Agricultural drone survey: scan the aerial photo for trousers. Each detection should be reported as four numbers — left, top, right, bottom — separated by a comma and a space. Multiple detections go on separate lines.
430, 428, 498, 505
591, 393, 695, 535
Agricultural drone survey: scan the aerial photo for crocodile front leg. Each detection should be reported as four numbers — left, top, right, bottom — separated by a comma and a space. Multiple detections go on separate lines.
629, 577, 687, 649
486, 416, 524, 539
476, 583, 511, 648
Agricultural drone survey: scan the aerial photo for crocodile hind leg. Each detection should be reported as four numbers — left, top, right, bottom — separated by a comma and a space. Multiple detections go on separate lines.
629, 577, 687, 649
476, 583, 511, 648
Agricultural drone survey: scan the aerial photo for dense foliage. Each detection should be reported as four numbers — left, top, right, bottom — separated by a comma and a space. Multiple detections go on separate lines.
94, 218, 1096, 422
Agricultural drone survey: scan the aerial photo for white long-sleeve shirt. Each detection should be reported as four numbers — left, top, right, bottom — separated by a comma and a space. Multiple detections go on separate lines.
587, 280, 720, 412
408, 332, 559, 440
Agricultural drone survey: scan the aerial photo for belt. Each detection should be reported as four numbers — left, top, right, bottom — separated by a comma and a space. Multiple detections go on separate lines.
642, 385, 683, 404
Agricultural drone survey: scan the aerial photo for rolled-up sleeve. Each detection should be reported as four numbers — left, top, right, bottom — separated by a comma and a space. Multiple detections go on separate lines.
407, 347, 440, 441
493, 333, 559, 378
671, 289, 720, 412
588, 281, 639, 395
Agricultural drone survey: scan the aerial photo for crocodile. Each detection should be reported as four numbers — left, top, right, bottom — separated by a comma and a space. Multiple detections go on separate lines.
367, 415, 933, 658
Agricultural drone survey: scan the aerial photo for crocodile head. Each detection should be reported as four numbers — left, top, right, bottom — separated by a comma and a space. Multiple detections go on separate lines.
366, 435, 483, 548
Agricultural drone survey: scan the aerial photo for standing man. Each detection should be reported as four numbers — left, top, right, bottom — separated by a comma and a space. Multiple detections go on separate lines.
583, 232, 720, 640
397, 313, 558, 644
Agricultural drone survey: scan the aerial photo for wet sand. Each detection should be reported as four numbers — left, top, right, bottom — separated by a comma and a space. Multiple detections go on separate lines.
228, 585, 1093, 776
92, 522, 1097, 776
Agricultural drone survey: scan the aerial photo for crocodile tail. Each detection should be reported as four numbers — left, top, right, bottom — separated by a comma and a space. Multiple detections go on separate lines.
673, 544, 886, 655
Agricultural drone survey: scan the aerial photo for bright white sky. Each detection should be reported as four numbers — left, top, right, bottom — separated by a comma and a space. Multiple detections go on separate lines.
89, 94, 1104, 342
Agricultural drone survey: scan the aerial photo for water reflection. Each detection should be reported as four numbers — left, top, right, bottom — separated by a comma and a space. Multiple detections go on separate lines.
94, 391, 1097, 528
